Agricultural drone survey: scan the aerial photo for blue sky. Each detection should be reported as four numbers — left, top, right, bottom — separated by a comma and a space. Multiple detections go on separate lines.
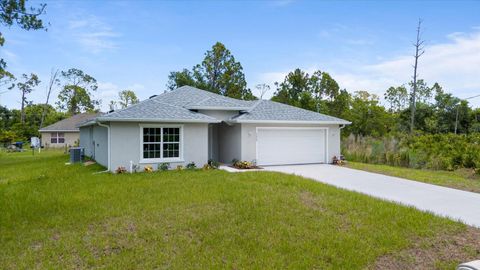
1, 0, 480, 110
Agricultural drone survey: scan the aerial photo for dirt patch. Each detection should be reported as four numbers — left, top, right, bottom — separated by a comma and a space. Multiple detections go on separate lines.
299, 190, 325, 211
374, 226, 480, 269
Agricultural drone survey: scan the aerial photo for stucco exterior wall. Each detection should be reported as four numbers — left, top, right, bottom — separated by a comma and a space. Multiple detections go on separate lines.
216, 123, 241, 163
92, 125, 108, 167
40, 132, 79, 148
79, 126, 92, 157
240, 123, 342, 164
79, 125, 108, 168
109, 122, 209, 172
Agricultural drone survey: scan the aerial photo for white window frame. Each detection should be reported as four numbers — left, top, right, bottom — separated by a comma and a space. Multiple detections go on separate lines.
50, 132, 65, 144
139, 124, 184, 163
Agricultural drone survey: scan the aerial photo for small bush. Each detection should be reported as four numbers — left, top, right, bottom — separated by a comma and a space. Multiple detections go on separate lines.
342, 133, 480, 172
144, 165, 153, 173
115, 166, 127, 174
176, 165, 183, 171
233, 160, 255, 169
208, 159, 220, 169
186, 162, 196, 170
159, 163, 170, 171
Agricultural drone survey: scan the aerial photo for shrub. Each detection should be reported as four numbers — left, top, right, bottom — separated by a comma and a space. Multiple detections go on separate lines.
176, 165, 183, 171
233, 160, 255, 169
159, 163, 170, 171
115, 166, 127, 174
186, 162, 196, 170
208, 159, 220, 169
144, 165, 153, 173
342, 133, 480, 172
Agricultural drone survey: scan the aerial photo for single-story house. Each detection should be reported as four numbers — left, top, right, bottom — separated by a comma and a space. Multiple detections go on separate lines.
39, 112, 102, 148
78, 86, 350, 172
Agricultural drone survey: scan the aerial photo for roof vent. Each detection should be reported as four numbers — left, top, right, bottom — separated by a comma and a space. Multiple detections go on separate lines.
149, 95, 158, 99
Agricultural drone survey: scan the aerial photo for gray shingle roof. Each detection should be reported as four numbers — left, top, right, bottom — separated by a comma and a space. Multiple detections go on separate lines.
98, 97, 219, 123
93, 86, 350, 124
232, 100, 350, 124
39, 113, 102, 132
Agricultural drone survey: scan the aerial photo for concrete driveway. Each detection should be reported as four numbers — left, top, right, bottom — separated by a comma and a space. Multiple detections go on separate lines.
265, 164, 480, 227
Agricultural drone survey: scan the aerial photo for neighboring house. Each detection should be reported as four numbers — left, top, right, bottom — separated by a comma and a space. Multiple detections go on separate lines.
78, 86, 350, 172
39, 113, 102, 148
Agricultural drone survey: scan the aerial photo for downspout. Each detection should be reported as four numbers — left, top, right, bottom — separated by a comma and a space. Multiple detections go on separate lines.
96, 121, 111, 173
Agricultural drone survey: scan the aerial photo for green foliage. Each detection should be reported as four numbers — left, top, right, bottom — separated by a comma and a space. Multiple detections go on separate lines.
345, 91, 394, 137
118, 90, 139, 109
16, 73, 40, 124
0, 0, 46, 79
385, 85, 408, 112
159, 162, 169, 171
208, 159, 220, 169
56, 68, 99, 114
186, 162, 196, 170
0, 129, 17, 145
343, 133, 480, 173
167, 42, 255, 100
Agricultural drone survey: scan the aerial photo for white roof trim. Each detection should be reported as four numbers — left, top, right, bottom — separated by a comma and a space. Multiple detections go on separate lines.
39, 129, 79, 132
230, 119, 352, 125
96, 117, 221, 123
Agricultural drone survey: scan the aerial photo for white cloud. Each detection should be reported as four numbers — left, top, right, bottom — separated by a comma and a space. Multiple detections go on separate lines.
67, 16, 120, 53
96, 82, 120, 111
0, 49, 18, 65
95, 82, 147, 111
257, 29, 480, 107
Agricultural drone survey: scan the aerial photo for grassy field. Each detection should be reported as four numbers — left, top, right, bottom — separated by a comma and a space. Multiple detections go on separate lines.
1, 151, 479, 269
347, 161, 480, 193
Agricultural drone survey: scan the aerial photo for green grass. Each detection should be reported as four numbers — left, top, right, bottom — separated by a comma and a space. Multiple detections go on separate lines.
347, 161, 480, 193
0, 151, 473, 269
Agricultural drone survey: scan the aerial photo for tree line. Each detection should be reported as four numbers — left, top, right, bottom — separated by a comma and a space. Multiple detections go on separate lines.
168, 42, 480, 137
1, 1, 478, 145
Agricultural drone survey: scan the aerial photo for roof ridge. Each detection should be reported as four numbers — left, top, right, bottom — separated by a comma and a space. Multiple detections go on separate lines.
264, 100, 345, 121
233, 99, 263, 120
150, 99, 218, 120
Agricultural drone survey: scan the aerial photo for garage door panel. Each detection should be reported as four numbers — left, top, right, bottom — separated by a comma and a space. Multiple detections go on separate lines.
257, 128, 326, 166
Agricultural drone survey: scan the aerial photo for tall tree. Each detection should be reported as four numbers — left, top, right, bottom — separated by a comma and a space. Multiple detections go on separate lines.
167, 42, 255, 100
0, 0, 46, 81
348, 91, 393, 137
56, 68, 98, 115
271, 68, 341, 113
16, 73, 39, 124
118, 89, 139, 109
167, 69, 196, 91
39, 68, 59, 129
255, 83, 270, 99
385, 86, 408, 112
410, 19, 425, 133
272, 68, 310, 106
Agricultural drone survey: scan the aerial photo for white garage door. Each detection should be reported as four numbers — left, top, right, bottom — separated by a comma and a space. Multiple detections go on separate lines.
256, 128, 327, 166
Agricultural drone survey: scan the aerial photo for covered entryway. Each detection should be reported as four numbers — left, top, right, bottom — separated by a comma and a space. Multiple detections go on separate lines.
256, 128, 327, 166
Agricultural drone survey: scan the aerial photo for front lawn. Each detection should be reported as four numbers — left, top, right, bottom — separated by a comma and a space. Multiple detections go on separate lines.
1, 151, 479, 269
347, 161, 480, 193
